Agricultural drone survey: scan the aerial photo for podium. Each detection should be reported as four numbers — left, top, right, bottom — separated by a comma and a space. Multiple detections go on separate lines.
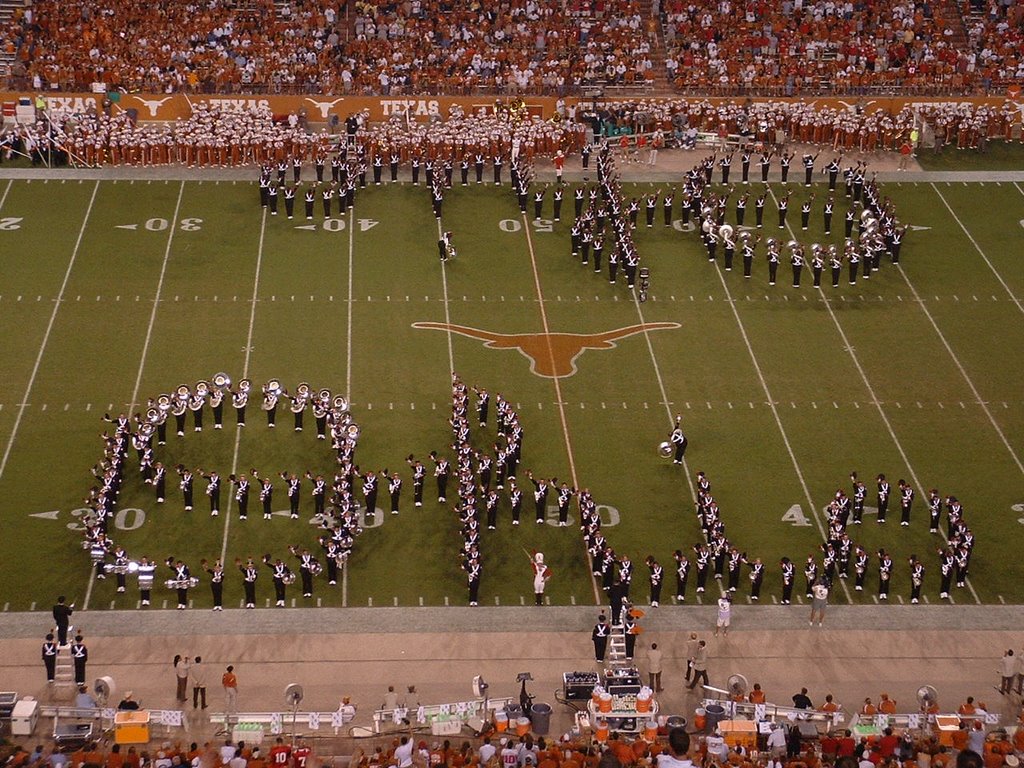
114, 710, 151, 744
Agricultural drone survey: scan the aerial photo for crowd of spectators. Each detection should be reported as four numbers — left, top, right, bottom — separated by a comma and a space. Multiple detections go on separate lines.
1, 0, 1022, 96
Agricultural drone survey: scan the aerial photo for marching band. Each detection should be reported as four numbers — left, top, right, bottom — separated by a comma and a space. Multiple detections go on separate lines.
83, 374, 365, 610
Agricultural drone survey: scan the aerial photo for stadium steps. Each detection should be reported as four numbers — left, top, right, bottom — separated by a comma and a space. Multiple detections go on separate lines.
0, 0, 21, 70
935, 0, 970, 49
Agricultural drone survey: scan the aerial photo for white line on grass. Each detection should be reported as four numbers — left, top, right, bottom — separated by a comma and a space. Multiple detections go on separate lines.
773, 188, 985, 602
627, 292, 699, 505
343, 206, 355, 608
4, 183, 99, 603
0, 181, 98, 484
435, 219, 455, 374
707, 249, 852, 604
520, 212, 602, 606
897, 263, 1024, 479
86, 181, 185, 610
219, 207, 268, 565
931, 184, 1022, 315
126, 181, 186, 414
0, 179, 12, 210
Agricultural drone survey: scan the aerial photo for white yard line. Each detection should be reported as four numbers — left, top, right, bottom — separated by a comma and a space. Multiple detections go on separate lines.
126, 181, 186, 413
931, 183, 1023, 315
219, 207, 268, 564
629, 293, 724, 597
0, 179, 12, 210
435, 219, 455, 375
628, 294, 698, 505
897, 264, 1024, 479
342, 207, 355, 607
771, 187, 984, 603
520, 213, 602, 606
707, 250, 852, 604
87, 181, 186, 610
0, 181, 99, 486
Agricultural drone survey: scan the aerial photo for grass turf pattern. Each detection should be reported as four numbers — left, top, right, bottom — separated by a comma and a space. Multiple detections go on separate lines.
0, 176, 1020, 610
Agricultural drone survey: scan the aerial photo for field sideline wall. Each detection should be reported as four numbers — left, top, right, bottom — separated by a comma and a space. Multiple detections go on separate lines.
2, 93, 1020, 123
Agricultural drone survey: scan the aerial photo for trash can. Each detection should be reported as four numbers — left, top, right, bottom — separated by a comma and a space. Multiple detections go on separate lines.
705, 704, 726, 734
531, 703, 552, 736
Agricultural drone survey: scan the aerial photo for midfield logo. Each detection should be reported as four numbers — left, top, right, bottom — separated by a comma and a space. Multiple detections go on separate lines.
412, 322, 681, 378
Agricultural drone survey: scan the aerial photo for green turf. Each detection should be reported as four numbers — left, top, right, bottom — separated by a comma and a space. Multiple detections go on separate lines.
914, 141, 1024, 171
0, 175, 1020, 612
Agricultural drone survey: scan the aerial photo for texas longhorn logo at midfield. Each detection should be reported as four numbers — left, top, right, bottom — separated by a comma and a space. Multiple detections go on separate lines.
412, 322, 681, 378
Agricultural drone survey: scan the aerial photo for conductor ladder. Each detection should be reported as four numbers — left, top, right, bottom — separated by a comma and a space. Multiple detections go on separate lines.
606, 608, 631, 666
54, 645, 76, 691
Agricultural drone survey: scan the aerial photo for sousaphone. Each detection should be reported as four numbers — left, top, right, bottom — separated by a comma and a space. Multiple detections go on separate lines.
213, 372, 231, 388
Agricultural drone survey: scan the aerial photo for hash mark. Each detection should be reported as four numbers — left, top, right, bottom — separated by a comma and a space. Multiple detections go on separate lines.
394, 597, 398, 606
444, 596, 449, 606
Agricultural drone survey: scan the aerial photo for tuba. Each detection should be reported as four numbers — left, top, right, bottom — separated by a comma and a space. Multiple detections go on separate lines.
213, 372, 231, 388
238, 378, 252, 393
195, 380, 210, 397
658, 441, 674, 458
333, 395, 349, 412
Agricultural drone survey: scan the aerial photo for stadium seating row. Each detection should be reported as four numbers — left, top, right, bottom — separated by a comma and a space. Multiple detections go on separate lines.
0, 0, 1020, 95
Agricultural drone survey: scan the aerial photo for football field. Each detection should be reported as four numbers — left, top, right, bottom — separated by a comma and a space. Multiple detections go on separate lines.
0, 172, 1021, 612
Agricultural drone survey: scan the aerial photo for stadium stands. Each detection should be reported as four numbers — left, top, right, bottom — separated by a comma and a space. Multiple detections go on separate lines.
0, 0, 1020, 95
